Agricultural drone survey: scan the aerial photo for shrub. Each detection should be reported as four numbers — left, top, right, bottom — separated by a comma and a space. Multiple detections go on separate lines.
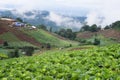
3, 41, 9, 47
8, 48, 19, 58
22, 46, 34, 56
0, 53, 8, 60
93, 38, 100, 45
46, 43, 51, 50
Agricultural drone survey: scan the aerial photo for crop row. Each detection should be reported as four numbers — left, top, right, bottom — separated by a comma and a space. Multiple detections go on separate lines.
0, 44, 120, 80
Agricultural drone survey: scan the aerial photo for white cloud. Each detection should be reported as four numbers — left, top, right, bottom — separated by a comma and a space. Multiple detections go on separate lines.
85, 11, 104, 26
0, 0, 120, 27
44, 12, 82, 29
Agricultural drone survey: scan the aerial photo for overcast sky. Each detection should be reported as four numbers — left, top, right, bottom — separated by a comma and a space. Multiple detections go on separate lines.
0, 0, 120, 26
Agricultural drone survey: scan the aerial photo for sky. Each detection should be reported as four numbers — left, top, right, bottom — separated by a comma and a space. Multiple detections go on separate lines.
0, 0, 120, 26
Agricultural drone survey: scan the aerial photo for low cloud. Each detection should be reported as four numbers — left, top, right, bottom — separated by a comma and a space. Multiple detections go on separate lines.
44, 12, 83, 30
85, 11, 105, 27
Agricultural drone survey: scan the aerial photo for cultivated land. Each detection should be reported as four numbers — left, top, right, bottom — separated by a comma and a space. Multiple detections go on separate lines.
0, 20, 78, 47
0, 19, 120, 80
0, 44, 120, 79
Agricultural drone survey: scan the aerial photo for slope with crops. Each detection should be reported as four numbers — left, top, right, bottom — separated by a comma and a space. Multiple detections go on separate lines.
0, 20, 41, 47
0, 19, 78, 47
22, 28, 78, 47
77, 29, 120, 41
0, 44, 120, 79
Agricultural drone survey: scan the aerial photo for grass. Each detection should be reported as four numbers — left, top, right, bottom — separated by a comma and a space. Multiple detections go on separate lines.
86, 35, 117, 46
0, 32, 36, 47
0, 32, 20, 42
22, 29, 79, 47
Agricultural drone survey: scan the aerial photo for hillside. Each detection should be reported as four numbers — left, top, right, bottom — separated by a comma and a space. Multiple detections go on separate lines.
77, 29, 120, 41
22, 28, 78, 47
0, 19, 78, 47
0, 20, 41, 47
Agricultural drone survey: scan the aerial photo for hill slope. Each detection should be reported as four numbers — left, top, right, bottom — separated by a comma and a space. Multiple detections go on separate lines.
0, 20, 41, 47
22, 28, 78, 47
77, 29, 120, 41
0, 20, 78, 47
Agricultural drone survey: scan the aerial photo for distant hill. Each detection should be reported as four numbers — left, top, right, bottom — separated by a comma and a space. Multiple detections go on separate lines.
0, 10, 86, 31
76, 29, 120, 41
0, 19, 78, 47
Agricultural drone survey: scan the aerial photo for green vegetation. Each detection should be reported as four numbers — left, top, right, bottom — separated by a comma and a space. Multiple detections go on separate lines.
0, 44, 120, 79
77, 35, 117, 46
0, 53, 8, 60
56, 28, 76, 40
0, 32, 35, 47
104, 21, 120, 30
0, 32, 20, 42
22, 29, 78, 47
80, 24, 101, 32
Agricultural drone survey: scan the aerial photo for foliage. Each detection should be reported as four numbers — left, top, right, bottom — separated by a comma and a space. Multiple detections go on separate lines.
0, 44, 120, 79
93, 38, 101, 45
16, 17, 23, 22
56, 28, 76, 40
80, 25, 90, 31
8, 48, 19, 58
104, 21, 120, 30
0, 53, 8, 60
3, 41, 8, 47
80, 24, 101, 32
46, 43, 51, 49
22, 46, 34, 56
37, 24, 47, 31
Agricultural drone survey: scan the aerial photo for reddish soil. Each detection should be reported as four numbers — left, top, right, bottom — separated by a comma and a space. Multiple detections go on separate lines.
0, 20, 41, 46
77, 29, 120, 41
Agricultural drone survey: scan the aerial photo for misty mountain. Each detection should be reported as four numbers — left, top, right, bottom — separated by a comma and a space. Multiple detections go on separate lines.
0, 10, 86, 31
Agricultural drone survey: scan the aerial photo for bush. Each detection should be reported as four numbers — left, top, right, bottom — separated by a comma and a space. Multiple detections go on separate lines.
46, 43, 51, 50
93, 38, 100, 45
0, 53, 8, 60
8, 48, 19, 58
3, 41, 9, 47
22, 46, 34, 56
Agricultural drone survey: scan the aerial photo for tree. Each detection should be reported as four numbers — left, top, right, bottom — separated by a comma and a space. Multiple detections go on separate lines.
56, 28, 76, 40
38, 24, 47, 31
16, 17, 23, 22
22, 46, 34, 56
3, 41, 8, 47
58, 29, 66, 37
8, 48, 19, 58
46, 43, 51, 49
49, 27, 52, 32
81, 25, 90, 31
90, 24, 98, 32
104, 25, 110, 29
111, 21, 120, 28
93, 38, 100, 45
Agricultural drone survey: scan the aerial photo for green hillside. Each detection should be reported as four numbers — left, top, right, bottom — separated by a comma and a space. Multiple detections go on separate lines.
22, 29, 78, 47
0, 32, 35, 47
0, 44, 120, 79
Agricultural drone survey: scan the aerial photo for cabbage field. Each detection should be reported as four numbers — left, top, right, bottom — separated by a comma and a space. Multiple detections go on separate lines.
0, 44, 120, 80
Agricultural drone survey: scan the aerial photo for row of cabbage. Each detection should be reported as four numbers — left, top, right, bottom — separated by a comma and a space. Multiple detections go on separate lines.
0, 44, 120, 80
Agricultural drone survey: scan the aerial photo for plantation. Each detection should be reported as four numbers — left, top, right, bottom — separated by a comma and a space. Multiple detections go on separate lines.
0, 44, 120, 79
22, 29, 78, 47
